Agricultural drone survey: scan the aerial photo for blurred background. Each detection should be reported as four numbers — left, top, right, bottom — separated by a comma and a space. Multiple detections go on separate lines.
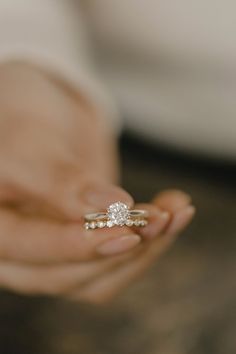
0, 132, 235, 354
0, 1, 236, 353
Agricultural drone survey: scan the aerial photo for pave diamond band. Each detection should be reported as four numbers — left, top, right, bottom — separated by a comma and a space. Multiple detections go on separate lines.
84, 218, 148, 230
84, 201, 149, 230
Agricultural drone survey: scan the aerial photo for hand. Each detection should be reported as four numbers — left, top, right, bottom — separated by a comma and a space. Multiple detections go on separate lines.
0, 62, 195, 301
0, 190, 194, 301
68, 190, 195, 303
0, 61, 119, 219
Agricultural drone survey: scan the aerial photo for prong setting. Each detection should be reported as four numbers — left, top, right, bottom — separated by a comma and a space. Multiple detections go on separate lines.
84, 201, 148, 230
107, 201, 130, 226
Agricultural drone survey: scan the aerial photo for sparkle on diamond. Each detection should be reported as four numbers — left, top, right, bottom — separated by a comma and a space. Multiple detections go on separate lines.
107, 202, 130, 226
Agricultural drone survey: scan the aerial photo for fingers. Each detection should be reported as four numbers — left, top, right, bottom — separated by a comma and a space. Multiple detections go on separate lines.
153, 189, 195, 235
0, 151, 133, 221
69, 233, 176, 304
68, 190, 195, 303
0, 118, 132, 221
68, 208, 194, 304
166, 205, 195, 235
39, 175, 134, 220
0, 209, 141, 263
95, 235, 141, 256
46, 178, 134, 221
80, 180, 133, 212
134, 203, 170, 240
0, 188, 195, 300
153, 189, 192, 213
134, 189, 194, 240
0, 252, 134, 296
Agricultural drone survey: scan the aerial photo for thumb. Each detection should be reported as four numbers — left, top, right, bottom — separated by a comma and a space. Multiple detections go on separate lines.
18, 174, 134, 221
47, 176, 134, 221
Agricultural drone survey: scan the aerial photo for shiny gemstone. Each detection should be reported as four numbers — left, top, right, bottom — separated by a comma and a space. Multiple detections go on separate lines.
107, 220, 114, 228
125, 219, 134, 227
97, 221, 105, 228
134, 220, 141, 226
107, 202, 130, 226
90, 222, 97, 229
140, 220, 147, 226
84, 222, 90, 230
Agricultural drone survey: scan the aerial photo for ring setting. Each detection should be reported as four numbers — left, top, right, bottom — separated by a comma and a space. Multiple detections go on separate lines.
84, 201, 148, 230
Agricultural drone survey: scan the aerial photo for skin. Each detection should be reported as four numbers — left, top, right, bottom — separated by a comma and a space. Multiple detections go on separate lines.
0, 62, 195, 303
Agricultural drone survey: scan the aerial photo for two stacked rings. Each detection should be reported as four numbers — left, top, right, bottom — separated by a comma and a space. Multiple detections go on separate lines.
84, 201, 149, 230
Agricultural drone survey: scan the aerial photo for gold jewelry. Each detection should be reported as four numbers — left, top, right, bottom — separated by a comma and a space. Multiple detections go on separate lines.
84, 201, 148, 230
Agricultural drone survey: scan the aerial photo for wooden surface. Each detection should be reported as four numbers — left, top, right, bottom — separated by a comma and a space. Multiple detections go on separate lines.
0, 134, 235, 354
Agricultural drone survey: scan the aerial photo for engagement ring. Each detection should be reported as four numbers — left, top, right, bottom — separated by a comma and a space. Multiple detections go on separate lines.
84, 201, 149, 230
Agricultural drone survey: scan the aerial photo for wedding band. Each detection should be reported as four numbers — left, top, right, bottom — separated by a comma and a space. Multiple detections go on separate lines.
84, 201, 149, 230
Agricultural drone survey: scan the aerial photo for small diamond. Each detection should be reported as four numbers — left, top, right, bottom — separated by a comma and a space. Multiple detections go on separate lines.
97, 221, 105, 228
90, 222, 97, 229
84, 222, 90, 230
125, 219, 134, 227
140, 220, 147, 226
107, 202, 130, 226
134, 220, 141, 226
107, 220, 114, 228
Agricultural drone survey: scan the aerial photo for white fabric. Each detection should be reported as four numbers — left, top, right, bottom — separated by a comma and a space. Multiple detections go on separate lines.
0, 0, 235, 159
0, 0, 120, 131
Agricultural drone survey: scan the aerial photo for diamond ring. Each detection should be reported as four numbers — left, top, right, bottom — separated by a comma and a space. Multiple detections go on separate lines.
84, 201, 149, 230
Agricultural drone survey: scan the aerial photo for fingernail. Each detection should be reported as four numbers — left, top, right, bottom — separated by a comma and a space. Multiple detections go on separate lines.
97, 234, 141, 256
167, 205, 195, 235
141, 211, 170, 239
167, 190, 192, 204
84, 183, 133, 209
183, 205, 196, 220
